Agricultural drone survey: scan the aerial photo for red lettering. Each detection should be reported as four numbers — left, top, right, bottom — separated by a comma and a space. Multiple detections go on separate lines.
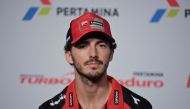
20, 75, 27, 84
146, 80, 152, 87
48, 78, 59, 84
154, 80, 164, 88
20, 75, 164, 88
136, 80, 146, 87
28, 76, 39, 84
187, 75, 190, 88
125, 77, 135, 86
35, 77, 45, 84
121, 77, 164, 88
20, 75, 73, 85
60, 78, 72, 84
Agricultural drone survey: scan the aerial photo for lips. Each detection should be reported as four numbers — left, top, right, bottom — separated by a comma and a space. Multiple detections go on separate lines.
85, 61, 102, 68
86, 61, 100, 66
86, 61, 100, 65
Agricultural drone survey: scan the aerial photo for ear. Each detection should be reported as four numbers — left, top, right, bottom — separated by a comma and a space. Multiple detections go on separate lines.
65, 51, 74, 65
109, 50, 114, 61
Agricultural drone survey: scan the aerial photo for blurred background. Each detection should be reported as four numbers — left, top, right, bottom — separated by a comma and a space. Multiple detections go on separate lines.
0, 0, 190, 108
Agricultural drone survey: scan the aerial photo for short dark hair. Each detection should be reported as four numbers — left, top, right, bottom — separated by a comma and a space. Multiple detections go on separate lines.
64, 28, 72, 52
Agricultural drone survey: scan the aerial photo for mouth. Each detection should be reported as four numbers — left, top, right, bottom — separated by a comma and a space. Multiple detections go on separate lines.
87, 62, 100, 65
86, 61, 101, 68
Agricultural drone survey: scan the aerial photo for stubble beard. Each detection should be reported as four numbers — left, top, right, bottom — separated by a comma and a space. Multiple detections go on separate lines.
72, 58, 109, 83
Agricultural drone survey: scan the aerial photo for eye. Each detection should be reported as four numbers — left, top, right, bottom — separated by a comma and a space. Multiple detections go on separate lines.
99, 43, 108, 48
76, 43, 87, 49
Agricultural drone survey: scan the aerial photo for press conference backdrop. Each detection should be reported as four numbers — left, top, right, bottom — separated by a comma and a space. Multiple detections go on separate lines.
0, 0, 190, 109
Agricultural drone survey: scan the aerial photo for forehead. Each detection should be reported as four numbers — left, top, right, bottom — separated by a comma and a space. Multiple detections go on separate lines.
78, 37, 107, 44
74, 32, 110, 44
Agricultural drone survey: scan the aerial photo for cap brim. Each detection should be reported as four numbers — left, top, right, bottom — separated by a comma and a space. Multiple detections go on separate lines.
71, 30, 115, 44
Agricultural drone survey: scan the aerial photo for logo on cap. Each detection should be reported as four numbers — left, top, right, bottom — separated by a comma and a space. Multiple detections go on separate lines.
79, 17, 105, 32
90, 18, 104, 31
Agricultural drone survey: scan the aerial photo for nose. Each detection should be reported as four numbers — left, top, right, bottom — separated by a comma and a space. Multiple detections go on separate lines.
89, 46, 98, 58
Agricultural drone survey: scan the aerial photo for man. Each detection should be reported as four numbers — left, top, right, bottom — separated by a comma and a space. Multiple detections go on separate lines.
39, 12, 152, 109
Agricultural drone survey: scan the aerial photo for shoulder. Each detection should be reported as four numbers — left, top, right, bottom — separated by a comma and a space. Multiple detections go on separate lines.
38, 86, 68, 109
121, 86, 152, 109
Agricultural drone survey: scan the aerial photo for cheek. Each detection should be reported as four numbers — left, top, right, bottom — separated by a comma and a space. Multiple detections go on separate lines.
100, 51, 112, 61
72, 51, 88, 63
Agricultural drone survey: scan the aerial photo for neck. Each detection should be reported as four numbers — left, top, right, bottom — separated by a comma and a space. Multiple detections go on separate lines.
75, 73, 112, 109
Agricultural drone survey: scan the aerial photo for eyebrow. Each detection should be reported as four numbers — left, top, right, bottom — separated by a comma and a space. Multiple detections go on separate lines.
82, 39, 108, 45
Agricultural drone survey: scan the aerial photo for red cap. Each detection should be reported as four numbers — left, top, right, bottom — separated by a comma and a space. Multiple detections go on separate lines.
70, 12, 115, 44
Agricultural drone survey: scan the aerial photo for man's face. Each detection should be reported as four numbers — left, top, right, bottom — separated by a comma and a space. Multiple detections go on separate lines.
65, 35, 114, 82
